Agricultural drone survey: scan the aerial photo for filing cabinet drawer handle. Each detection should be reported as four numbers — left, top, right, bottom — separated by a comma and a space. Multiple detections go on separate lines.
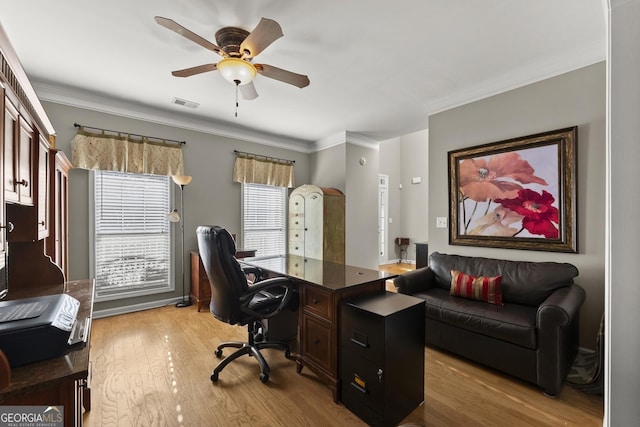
350, 337, 368, 348
350, 381, 368, 395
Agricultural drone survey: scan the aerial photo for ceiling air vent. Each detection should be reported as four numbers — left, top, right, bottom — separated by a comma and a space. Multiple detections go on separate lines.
172, 97, 199, 109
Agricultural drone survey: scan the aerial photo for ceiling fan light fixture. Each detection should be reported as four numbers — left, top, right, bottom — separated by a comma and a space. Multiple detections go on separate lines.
217, 58, 257, 85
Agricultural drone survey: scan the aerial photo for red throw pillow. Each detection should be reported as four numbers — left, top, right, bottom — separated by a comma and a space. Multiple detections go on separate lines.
450, 270, 503, 305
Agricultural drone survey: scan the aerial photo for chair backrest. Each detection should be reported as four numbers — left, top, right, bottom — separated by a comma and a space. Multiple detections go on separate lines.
196, 225, 250, 325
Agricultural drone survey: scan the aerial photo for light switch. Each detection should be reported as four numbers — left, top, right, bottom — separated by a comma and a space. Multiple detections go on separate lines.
436, 217, 447, 228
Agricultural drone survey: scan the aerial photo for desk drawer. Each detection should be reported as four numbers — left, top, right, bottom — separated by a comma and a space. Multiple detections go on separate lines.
302, 314, 333, 372
340, 310, 384, 364
303, 286, 333, 320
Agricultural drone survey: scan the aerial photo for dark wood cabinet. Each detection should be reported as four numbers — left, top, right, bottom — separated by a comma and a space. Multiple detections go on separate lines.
340, 292, 425, 427
46, 149, 72, 279
36, 134, 50, 239
6, 132, 50, 243
15, 115, 34, 206
3, 96, 17, 204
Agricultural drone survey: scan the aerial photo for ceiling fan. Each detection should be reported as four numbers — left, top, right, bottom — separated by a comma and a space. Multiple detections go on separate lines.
155, 16, 310, 101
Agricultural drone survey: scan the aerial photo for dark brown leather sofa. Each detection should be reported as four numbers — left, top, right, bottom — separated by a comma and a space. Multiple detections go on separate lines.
393, 252, 586, 396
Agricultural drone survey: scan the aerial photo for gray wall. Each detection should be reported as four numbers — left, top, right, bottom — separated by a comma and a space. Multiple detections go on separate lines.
43, 101, 311, 314
379, 137, 402, 261
609, 0, 640, 423
345, 142, 379, 269
428, 62, 606, 350
399, 130, 429, 262
310, 144, 346, 192
379, 130, 429, 263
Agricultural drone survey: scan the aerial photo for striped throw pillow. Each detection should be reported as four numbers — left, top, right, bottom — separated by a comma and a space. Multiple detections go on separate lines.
450, 269, 503, 305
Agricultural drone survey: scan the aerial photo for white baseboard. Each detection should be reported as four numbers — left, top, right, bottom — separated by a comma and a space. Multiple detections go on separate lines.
382, 258, 416, 265
93, 297, 183, 319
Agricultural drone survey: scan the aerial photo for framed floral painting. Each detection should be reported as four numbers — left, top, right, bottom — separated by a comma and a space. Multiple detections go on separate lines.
448, 127, 577, 253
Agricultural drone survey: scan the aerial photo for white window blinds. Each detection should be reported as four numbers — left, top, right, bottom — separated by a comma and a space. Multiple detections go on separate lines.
242, 183, 287, 259
93, 171, 172, 300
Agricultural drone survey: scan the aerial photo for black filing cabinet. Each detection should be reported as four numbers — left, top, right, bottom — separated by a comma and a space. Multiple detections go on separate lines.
340, 292, 425, 427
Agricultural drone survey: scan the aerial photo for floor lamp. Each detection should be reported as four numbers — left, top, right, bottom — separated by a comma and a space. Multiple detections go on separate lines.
168, 174, 193, 308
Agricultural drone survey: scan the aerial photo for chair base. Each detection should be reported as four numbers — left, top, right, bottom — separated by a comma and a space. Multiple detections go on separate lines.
210, 321, 292, 383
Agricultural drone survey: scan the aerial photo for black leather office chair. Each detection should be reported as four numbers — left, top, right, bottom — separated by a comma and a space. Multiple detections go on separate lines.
196, 225, 295, 383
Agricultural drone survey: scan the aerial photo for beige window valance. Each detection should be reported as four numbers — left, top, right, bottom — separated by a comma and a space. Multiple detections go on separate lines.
71, 130, 184, 176
233, 151, 295, 188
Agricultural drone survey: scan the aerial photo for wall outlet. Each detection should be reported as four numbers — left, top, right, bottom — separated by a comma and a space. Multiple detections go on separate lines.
436, 217, 447, 228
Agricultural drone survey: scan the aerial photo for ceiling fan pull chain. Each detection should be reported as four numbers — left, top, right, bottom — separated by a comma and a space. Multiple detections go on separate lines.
234, 80, 240, 117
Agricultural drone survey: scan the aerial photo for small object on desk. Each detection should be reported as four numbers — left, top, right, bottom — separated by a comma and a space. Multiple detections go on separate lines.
68, 317, 91, 347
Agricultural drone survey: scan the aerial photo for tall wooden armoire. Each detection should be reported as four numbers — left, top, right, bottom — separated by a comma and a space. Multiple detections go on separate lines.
288, 185, 345, 264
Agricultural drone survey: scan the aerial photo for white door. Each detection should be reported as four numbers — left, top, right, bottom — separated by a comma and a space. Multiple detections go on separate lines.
378, 174, 389, 265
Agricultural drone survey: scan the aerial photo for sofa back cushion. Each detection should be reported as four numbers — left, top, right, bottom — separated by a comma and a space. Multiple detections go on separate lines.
429, 252, 578, 306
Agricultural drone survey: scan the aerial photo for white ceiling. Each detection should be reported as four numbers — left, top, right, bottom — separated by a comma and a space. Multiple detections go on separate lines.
1, 1, 605, 151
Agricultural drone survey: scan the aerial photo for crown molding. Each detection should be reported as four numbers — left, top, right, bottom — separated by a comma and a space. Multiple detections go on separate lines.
33, 81, 316, 153
426, 41, 606, 115
313, 131, 380, 152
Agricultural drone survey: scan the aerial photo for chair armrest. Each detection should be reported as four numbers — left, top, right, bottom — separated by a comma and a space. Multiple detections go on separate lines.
241, 265, 264, 283
393, 267, 436, 294
240, 277, 295, 319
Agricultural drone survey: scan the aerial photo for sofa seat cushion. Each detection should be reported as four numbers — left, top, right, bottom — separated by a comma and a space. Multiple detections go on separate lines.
414, 288, 538, 349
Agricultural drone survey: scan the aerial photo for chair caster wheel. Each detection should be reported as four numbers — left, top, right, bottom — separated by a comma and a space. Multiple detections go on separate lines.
284, 349, 291, 359
214, 349, 223, 358
260, 373, 269, 383
211, 372, 219, 382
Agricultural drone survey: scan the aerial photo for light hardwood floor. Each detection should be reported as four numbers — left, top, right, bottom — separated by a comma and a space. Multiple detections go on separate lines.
84, 264, 603, 427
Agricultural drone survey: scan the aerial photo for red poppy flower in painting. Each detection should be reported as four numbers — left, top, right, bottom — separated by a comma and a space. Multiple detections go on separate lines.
495, 189, 559, 238
459, 152, 548, 202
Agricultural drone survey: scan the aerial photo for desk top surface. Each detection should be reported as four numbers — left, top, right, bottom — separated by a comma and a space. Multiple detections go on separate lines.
242, 255, 394, 291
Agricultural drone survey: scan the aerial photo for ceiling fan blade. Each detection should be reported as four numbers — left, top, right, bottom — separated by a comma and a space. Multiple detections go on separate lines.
155, 16, 223, 55
171, 63, 218, 77
256, 64, 310, 88
239, 82, 259, 100
240, 18, 284, 59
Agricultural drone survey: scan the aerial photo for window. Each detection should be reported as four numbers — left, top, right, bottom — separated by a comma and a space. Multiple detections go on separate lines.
242, 183, 287, 260
92, 171, 173, 301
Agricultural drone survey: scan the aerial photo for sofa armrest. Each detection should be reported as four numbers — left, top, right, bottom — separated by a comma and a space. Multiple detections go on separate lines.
537, 284, 586, 328
536, 284, 586, 396
393, 267, 437, 294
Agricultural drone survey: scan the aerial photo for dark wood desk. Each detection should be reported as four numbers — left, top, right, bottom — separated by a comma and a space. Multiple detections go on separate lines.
0, 279, 95, 427
241, 255, 394, 403
190, 249, 257, 311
